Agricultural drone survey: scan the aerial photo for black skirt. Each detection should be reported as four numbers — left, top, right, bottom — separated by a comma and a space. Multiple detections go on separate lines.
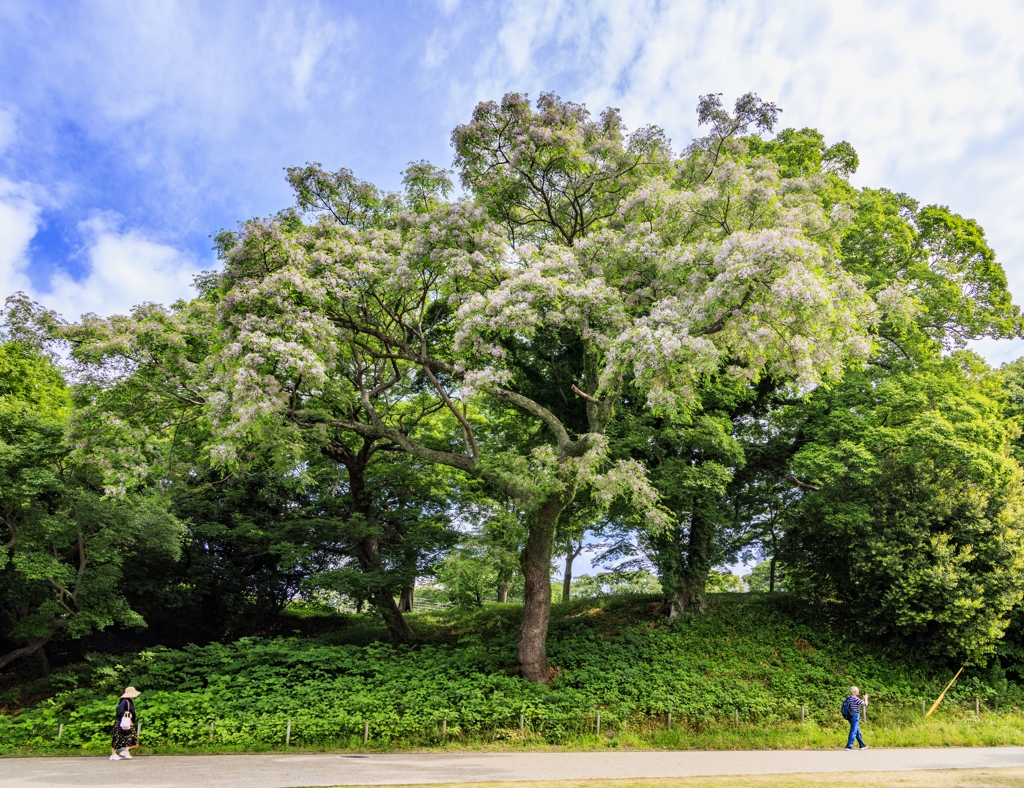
111, 722, 138, 750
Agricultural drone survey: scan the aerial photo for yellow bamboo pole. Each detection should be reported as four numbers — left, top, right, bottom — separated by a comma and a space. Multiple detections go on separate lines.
925, 667, 964, 718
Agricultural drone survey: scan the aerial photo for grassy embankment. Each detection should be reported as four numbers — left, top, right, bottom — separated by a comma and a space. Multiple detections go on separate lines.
2, 593, 1023, 755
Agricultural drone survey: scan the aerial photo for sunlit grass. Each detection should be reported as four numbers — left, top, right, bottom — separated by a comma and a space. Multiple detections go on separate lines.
315, 771, 1024, 788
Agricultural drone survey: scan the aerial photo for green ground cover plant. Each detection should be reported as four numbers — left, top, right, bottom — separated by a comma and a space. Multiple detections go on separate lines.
2, 593, 1021, 754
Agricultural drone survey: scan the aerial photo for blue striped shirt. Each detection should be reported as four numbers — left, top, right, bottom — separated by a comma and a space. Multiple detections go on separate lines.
846, 695, 867, 715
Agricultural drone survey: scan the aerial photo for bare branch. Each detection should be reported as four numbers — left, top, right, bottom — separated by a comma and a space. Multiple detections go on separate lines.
787, 474, 821, 492
571, 384, 602, 405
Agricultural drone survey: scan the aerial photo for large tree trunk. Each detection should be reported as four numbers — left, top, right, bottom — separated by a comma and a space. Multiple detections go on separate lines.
399, 585, 414, 612
373, 590, 417, 643
659, 515, 714, 617
517, 496, 564, 684
34, 644, 50, 677
677, 514, 714, 613
496, 581, 509, 603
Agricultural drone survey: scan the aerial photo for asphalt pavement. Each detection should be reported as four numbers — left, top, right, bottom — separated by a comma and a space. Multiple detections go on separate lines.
4, 747, 1024, 788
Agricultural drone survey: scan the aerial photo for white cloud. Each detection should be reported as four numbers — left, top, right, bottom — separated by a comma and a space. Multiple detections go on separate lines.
0, 187, 205, 321
970, 337, 1024, 368
0, 177, 43, 301
41, 215, 204, 321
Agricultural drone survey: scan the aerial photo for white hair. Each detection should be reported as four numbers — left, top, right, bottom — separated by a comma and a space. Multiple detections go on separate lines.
850, 686, 859, 694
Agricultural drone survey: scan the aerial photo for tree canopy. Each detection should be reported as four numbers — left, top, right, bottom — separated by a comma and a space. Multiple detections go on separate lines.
2, 90, 1023, 682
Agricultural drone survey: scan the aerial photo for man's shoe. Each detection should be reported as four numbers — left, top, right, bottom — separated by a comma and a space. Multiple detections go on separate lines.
109, 754, 122, 761
860, 745, 869, 750
845, 747, 853, 750
119, 749, 133, 759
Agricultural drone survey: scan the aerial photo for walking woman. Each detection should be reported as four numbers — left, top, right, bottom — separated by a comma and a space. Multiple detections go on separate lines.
109, 686, 140, 760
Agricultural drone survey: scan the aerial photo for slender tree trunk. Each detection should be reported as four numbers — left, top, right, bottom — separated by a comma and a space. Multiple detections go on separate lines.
346, 443, 416, 644
562, 540, 575, 603
517, 495, 564, 684
657, 526, 685, 617
496, 582, 509, 603
358, 532, 415, 643
399, 585, 414, 612
768, 529, 778, 592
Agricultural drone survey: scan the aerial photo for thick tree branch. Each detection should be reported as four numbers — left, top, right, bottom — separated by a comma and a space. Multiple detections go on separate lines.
489, 386, 575, 453
0, 635, 54, 671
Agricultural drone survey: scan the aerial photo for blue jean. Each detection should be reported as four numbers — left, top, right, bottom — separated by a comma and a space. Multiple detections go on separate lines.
846, 713, 865, 749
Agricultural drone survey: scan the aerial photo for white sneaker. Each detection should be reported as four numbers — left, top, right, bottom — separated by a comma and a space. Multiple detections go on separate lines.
109, 754, 122, 761
119, 749, 133, 759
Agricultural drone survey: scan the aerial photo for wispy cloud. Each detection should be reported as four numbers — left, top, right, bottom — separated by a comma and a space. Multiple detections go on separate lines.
0, 178, 45, 300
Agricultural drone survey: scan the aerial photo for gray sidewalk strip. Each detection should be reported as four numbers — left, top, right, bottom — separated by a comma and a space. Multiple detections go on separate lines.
4, 748, 1024, 788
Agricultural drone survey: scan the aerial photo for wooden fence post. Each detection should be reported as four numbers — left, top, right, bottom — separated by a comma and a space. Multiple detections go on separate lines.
667, 711, 672, 729
363, 720, 369, 744
734, 709, 739, 726
801, 705, 805, 722
976, 698, 980, 717
57, 723, 64, 741
442, 718, 447, 738
209, 721, 215, 740
285, 719, 291, 746
921, 700, 926, 717
519, 714, 525, 733
596, 713, 601, 736
863, 695, 868, 721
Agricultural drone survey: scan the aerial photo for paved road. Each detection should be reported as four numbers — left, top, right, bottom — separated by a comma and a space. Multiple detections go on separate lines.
4, 748, 1024, 788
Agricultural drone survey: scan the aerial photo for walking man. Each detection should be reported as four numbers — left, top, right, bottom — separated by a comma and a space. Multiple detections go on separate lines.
842, 686, 868, 750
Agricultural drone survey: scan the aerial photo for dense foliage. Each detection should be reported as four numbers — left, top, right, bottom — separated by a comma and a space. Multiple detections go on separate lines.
0, 338, 181, 672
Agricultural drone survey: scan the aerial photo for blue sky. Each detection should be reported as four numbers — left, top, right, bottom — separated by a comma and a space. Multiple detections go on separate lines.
3, 0, 1024, 365
3, 0, 1024, 577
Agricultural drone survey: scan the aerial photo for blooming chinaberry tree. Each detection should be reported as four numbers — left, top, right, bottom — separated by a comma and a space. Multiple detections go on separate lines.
210, 93, 875, 683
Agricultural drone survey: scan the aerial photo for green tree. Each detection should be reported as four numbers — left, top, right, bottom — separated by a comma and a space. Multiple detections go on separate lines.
570, 570, 662, 598
742, 561, 784, 592
779, 354, 1024, 660
604, 378, 749, 615
0, 320, 181, 671
61, 291, 460, 644
720, 125, 1024, 612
